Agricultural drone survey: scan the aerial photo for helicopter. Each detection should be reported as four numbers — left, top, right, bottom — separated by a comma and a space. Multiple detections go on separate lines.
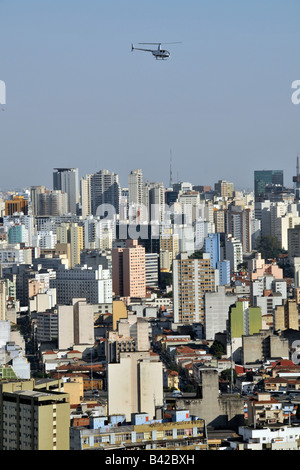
131, 42, 181, 60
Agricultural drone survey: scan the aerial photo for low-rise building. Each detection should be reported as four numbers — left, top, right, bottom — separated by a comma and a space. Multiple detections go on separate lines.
70, 411, 207, 450
229, 424, 300, 450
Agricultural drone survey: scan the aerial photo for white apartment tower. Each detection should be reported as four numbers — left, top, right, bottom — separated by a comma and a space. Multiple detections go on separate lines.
53, 168, 79, 214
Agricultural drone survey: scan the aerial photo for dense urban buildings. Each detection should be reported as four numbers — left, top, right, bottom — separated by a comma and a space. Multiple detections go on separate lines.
2, 164, 300, 452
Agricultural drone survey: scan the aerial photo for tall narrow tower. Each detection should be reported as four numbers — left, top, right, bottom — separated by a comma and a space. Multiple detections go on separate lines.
293, 154, 300, 189
169, 149, 173, 188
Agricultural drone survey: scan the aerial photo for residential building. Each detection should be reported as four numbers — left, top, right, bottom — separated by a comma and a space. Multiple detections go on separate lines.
70, 411, 206, 450
112, 239, 146, 298
80, 174, 92, 219
173, 252, 215, 324
230, 424, 300, 450
273, 299, 299, 332
204, 286, 237, 340
38, 190, 68, 217
224, 235, 243, 273
247, 392, 283, 426
58, 298, 94, 350
56, 222, 83, 268
90, 169, 120, 217
107, 351, 163, 421
204, 233, 221, 269
50, 265, 112, 305
0, 379, 70, 450
214, 179, 234, 198
53, 167, 79, 214
145, 252, 159, 288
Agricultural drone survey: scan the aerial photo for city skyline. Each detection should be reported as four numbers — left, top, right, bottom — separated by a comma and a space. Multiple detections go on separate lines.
1, 1, 300, 191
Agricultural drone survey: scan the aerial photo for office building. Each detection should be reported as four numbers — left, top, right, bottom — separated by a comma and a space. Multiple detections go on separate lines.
254, 170, 284, 201
5, 196, 28, 216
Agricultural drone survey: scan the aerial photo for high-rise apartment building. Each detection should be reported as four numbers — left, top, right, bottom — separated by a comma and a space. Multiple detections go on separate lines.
160, 227, 179, 272
145, 252, 159, 288
128, 169, 143, 206
107, 351, 163, 421
204, 286, 237, 340
80, 174, 92, 219
58, 298, 95, 350
38, 190, 68, 217
90, 169, 120, 216
51, 265, 112, 305
0, 380, 70, 450
30, 185, 46, 216
288, 225, 300, 258
205, 233, 221, 269
112, 239, 146, 298
229, 301, 262, 338
214, 208, 226, 233
273, 299, 299, 332
56, 222, 83, 268
173, 253, 215, 324
225, 235, 243, 273
226, 206, 252, 253
214, 180, 234, 198
53, 168, 79, 214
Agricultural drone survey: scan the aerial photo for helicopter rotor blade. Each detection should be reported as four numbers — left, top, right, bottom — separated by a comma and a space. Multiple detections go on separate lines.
138, 42, 182, 45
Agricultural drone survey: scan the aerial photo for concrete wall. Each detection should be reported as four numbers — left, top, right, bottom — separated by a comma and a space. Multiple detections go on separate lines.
176, 368, 244, 430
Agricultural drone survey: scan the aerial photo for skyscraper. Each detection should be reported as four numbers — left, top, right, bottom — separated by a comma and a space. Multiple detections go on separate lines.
205, 233, 221, 269
112, 239, 146, 298
90, 169, 120, 217
53, 168, 79, 214
254, 170, 284, 201
80, 174, 92, 219
128, 169, 143, 205
173, 252, 215, 324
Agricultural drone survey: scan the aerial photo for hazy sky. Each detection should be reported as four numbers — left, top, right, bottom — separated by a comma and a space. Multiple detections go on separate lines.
1, 0, 300, 192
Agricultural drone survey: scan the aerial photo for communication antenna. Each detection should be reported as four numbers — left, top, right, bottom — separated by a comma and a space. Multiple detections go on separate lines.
169, 149, 173, 188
